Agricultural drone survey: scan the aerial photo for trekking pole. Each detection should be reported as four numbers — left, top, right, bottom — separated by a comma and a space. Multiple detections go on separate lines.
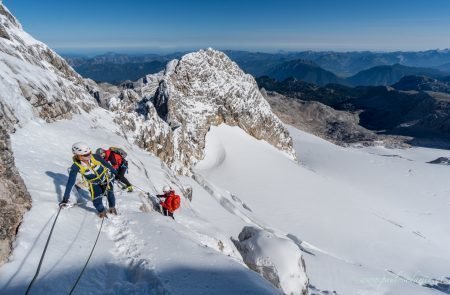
68, 217, 105, 294
25, 206, 62, 295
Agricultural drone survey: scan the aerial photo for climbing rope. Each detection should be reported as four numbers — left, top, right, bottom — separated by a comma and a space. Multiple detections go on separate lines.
25, 206, 62, 295
69, 217, 105, 295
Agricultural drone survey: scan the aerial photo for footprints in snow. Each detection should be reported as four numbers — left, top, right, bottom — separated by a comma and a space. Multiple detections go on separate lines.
104, 213, 167, 293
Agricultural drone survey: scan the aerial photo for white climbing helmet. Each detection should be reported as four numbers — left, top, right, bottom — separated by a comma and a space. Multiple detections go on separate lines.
162, 185, 172, 193
72, 142, 91, 155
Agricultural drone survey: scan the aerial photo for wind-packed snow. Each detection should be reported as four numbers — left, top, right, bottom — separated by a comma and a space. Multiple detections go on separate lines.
194, 124, 450, 294
0, 109, 279, 294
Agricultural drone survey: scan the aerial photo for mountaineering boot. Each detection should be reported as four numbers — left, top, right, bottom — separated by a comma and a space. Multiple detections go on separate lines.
98, 210, 107, 218
109, 207, 117, 215
126, 186, 133, 192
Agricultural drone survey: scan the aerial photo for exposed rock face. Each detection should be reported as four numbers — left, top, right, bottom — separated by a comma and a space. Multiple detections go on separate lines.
233, 226, 309, 295
0, 101, 31, 265
262, 89, 379, 145
257, 76, 450, 148
0, 4, 95, 123
428, 157, 450, 165
0, 3, 97, 265
111, 49, 296, 173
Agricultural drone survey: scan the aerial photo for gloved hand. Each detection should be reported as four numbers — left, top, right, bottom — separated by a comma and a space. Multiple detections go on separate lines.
59, 199, 68, 207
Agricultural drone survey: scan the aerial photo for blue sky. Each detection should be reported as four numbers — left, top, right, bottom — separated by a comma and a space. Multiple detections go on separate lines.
4, 0, 450, 54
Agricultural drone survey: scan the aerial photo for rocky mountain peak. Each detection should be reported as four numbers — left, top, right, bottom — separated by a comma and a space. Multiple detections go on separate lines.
111, 48, 296, 173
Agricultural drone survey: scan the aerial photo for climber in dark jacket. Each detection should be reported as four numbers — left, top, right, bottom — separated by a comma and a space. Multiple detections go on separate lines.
59, 142, 118, 218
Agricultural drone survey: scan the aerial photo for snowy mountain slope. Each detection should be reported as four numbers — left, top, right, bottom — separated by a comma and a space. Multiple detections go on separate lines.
193, 124, 450, 294
0, 3, 309, 292
0, 2, 96, 265
0, 2, 448, 294
0, 4, 94, 123
0, 109, 284, 294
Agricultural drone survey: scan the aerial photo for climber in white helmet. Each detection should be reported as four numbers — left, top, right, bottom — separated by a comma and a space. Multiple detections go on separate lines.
156, 185, 181, 219
60, 142, 118, 218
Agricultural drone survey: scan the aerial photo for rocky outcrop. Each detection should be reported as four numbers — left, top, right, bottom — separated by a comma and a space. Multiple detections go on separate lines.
0, 101, 31, 265
428, 157, 450, 165
0, 3, 97, 265
111, 49, 296, 173
257, 76, 450, 148
233, 226, 309, 295
262, 89, 379, 145
0, 3, 95, 122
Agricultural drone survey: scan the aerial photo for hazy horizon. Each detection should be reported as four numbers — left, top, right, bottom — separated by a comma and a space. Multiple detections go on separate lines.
5, 0, 450, 54
57, 47, 450, 58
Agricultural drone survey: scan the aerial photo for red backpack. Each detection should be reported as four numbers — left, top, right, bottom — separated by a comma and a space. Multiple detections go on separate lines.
171, 194, 181, 211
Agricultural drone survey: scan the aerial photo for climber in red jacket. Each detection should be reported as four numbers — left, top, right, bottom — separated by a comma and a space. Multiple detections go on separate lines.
96, 147, 133, 192
157, 185, 181, 219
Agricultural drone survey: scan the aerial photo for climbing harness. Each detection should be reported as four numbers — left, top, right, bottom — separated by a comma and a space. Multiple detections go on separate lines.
72, 155, 111, 199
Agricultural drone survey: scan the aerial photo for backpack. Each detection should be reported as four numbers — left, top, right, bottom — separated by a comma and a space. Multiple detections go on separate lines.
171, 194, 181, 211
110, 146, 127, 158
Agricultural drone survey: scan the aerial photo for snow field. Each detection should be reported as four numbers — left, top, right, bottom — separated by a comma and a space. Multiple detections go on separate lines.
194, 124, 450, 294
0, 109, 279, 294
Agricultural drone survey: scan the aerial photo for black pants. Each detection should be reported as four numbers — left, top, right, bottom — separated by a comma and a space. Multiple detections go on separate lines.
162, 207, 175, 219
116, 166, 132, 187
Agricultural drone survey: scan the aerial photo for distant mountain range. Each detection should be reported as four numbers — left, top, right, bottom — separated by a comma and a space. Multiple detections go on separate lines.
392, 75, 450, 93
63, 49, 450, 86
223, 49, 450, 77
437, 62, 450, 73
257, 76, 450, 147
263, 61, 448, 87
265, 59, 348, 86
75, 61, 166, 84
64, 52, 183, 83
346, 64, 447, 86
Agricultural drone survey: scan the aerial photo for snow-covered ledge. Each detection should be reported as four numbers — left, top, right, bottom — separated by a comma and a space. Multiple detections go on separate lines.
233, 226, 309, 295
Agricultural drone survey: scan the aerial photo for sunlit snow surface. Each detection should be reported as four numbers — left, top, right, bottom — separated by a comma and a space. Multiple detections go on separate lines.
0, 109, 278, 295
1, 108, 449, 294
194, 124, 450, 295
